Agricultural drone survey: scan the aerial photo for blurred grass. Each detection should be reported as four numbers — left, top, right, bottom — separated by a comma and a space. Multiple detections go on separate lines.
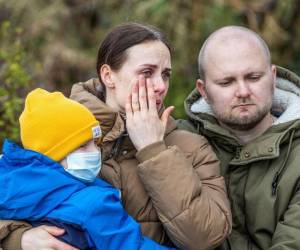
1, 0, 300, 148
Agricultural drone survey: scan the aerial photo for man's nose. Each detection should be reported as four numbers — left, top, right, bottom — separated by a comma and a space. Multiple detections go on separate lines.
235, 81, 251, 98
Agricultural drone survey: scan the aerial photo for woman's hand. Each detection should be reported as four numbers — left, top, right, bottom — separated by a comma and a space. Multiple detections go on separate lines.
125, 75, 174, 151
21, 225, 79, 250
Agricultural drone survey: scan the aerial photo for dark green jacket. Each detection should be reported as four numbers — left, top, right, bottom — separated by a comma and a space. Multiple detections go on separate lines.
179, 66, 300, 250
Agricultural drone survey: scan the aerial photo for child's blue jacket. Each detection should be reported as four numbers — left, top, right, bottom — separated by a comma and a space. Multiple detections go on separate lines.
0, 140, 175, 250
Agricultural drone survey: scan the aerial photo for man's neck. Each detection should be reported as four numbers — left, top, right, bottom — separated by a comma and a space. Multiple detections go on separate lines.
220, 113, 274, 145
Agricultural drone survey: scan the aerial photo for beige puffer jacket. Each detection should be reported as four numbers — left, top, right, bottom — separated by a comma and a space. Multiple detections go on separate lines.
70, 79, 232, 250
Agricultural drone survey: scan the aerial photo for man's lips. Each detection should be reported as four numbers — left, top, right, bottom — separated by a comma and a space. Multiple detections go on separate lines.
233, 103, 255, 108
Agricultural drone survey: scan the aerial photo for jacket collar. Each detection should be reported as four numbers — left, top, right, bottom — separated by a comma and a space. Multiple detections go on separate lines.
71, 79, 125, 143
229, 122, 299, 164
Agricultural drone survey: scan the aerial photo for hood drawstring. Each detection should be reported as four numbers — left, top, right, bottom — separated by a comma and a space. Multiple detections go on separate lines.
271, 129, 296, 196
109, 131, 128, 159
109, 112, 128, 160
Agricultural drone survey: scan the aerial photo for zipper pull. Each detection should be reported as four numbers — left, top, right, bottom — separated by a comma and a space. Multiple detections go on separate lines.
272, 172, 279, 196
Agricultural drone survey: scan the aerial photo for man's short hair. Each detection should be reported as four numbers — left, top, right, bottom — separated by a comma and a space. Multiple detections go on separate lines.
198, 26, 271, 81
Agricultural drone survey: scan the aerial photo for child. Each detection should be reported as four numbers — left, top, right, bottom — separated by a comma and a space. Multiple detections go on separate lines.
0, 88, 176, 250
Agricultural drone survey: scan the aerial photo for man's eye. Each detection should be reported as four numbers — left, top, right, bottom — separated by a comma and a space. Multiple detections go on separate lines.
218, 81, 231, 86
248, 75, 261, 81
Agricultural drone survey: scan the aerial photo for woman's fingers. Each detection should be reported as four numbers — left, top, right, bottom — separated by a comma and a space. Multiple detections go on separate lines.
138, 75, 148, 110
131, 81, 140, 112
21, 225, 79, 250
161, 106, 174, 128
42, 225, 65, 236
125, 93, 133, 119
146, 78, 156, 111
127, 76, 158, 116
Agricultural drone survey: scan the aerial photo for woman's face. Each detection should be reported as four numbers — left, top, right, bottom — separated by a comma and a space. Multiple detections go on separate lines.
110, 41, 171, 112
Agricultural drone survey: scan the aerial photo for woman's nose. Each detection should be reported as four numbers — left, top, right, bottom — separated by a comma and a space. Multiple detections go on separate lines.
153, 76, 166, 93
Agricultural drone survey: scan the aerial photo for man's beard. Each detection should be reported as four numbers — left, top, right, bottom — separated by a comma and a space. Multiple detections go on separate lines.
211, 101, 272, 131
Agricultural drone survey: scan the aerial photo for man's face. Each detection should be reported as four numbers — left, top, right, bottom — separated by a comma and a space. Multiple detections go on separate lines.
198, 38, 276, 131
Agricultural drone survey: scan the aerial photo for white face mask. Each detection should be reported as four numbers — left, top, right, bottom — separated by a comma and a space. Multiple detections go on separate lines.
65, 151, 101, 183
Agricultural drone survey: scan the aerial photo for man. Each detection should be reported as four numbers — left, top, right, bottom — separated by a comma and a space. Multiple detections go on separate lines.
179, 26, 300, 249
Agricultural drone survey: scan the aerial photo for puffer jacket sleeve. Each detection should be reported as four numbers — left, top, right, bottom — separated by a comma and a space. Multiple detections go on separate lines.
0, 220, 31, 250
136, 130, 232, 250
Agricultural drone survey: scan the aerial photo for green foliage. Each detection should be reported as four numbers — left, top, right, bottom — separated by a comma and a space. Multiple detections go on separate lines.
1, 0, 300, 140
0, 21, 31, 149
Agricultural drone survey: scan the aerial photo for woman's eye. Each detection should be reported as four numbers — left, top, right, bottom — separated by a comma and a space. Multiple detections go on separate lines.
162, 72, 171, 81
142, 70, 152, 78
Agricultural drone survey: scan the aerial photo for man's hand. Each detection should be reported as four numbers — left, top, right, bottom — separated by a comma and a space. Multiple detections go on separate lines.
21, 225, 79, 250
125, 75, 174, 151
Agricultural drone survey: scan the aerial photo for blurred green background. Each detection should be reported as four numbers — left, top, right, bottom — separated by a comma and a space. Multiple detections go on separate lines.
1, 0, 300, 149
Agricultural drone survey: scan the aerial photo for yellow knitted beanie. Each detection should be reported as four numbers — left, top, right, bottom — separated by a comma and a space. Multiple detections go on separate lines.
19, 88, 101, 161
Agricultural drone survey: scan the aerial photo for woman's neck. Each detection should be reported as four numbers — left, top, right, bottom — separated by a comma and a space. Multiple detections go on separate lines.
105, 93, 123, 113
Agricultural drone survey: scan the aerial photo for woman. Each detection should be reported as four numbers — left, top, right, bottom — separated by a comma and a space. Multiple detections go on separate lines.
70, 23, 232, 249
0, 23, 231, 250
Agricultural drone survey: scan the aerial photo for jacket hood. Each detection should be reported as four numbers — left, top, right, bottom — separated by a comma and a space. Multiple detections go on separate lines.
2, 139, 59, 166
185, 66, 300, 130
70, 78, 123, 143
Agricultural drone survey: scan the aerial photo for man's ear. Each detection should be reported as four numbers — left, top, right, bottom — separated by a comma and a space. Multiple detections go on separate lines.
100, 64, 115, 89
196, 79, 208, 101
271, 64, 277, 89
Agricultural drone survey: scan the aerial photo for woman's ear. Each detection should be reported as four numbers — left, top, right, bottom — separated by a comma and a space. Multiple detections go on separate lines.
100, 64, 115, 89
